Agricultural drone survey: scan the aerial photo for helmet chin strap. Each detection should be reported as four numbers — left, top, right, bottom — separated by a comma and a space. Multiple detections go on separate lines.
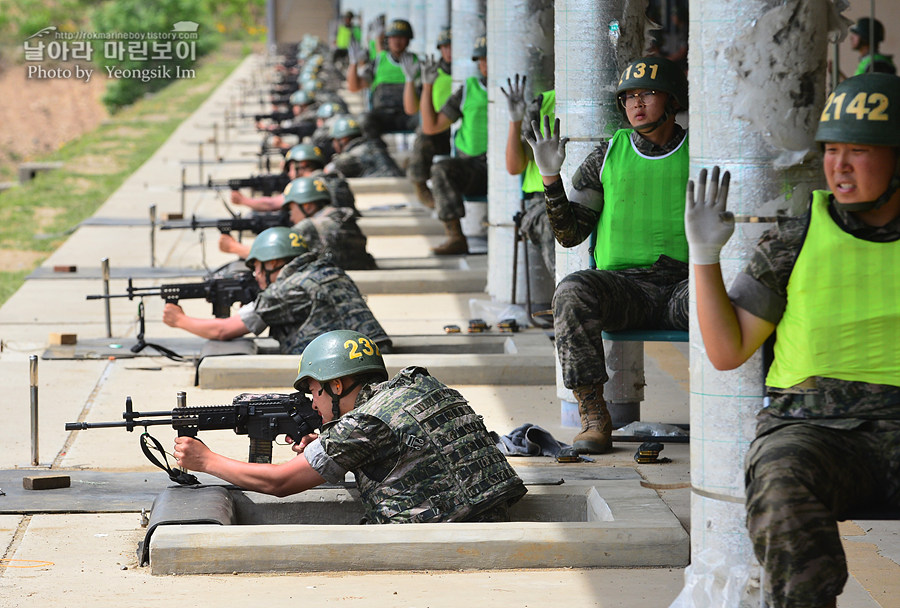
839, 174, 900, 213
323, 378, 364, 420
633, 105, 673, 135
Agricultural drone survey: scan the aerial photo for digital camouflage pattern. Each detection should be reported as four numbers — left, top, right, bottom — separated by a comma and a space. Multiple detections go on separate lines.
546, 126, 689, 388
309, 169, 357, 212
730, 195, 900, 607
431, 155, 488, 221
330, 136, 404, 178
406, 129, 451, 183
519, 193, 555, 276
252, 251, 390, 354
318, 366, 527, 523
292, 205, 376, 271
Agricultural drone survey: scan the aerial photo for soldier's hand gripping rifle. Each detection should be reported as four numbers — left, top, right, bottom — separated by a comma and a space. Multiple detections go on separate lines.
159, 210, 290, 236
65, 392, 323, 484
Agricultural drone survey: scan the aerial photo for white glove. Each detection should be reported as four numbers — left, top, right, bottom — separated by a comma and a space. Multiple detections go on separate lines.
500, 74, 527, 122
523, 115, 569, 177
399, 52, 418, 82
420, 54, 439, 85
348, 40, 365, 65
685, 166, 734, 265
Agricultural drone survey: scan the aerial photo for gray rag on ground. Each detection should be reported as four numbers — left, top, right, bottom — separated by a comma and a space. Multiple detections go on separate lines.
493, 424, 570, 457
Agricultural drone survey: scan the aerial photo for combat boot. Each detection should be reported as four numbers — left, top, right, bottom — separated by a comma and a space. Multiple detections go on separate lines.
432, 218, 469, 255
413, 181, 435, 208
572, 384, 612, 454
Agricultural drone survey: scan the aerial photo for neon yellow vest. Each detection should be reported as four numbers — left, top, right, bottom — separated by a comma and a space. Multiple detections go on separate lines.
371, 51, 411, 89
432, 68, 453, 112
766, 191, 900, 388
336, 25, 360, 49
594, 129, 689, 270
522, 90, 556, 194
454, 77, 488, 157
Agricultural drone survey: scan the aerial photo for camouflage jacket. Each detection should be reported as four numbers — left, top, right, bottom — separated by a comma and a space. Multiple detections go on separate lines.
239, 251, 389, 355
306, 366, 527, 523
729, 196, 900, 432
292, 206, 376, 271
310, 169, 357, 212
331, 137, 403, 178
544, 125, 687, 248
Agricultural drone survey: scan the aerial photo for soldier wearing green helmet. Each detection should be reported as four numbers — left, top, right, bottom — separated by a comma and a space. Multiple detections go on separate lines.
326, 114, 403, 178
687, 73, 900, 608
524, 55, 690, 454
165, 226, 389, 355
223, 177, 374, 271
174, 329, 526, 523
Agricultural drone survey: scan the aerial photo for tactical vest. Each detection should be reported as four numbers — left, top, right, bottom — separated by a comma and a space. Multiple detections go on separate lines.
454, 76, 488, 158
522, 90, 556, 194
371, 51, 412, 110
293, 206, 376, 271
766, 191, 900, 388
353, 367, 527, 523
268, 255, 389, 354
432, 67, 453, 112
595, 128, 689, 270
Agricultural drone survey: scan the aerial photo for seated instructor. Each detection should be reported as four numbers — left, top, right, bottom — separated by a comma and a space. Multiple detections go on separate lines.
163, 227, 390, 355
174, 330, 527, 523
686, 73, 900, 608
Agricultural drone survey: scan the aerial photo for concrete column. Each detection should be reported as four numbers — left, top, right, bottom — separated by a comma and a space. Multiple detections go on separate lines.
552, 0, 652, 426
451, 0, 486, 87
407, 0, 428, 56
424, 0, 451, 54
485, 0, 555, 309
672, 0, 832, 605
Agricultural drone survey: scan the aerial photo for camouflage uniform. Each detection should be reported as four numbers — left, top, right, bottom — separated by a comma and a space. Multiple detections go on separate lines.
238, 251, 390, 355
309, 169, 357, 213
303, 366, 527, 523
548, 126, 689, 388
406, 58, 453, 184
729, 199, 900, 608
330, 136, 404, 178
431, 81, 489, 222
292, 205, 377, 271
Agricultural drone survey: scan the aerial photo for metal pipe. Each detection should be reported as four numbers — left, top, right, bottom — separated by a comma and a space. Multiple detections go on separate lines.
30, 355, 39, 466
149, 204, 157, 268
102, 257, 112, 338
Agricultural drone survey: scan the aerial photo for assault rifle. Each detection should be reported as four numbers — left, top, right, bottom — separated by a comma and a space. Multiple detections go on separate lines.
244, 110, 294, 123
207, 172, 291, 196
159, 211, 290, 235
87, 272, 259, 319
65, 392, 322, 478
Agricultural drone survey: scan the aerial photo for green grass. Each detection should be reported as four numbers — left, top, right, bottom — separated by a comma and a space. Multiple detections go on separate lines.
0, 41, 253, 306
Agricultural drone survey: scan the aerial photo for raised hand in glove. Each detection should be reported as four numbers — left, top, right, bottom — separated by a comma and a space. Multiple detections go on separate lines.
500, 73, 528, 122
685, 166, 734, 265
419, 54, 439, 85
524, 115, 569, 177
399, 52, 418, 82
348, 39, 366, 65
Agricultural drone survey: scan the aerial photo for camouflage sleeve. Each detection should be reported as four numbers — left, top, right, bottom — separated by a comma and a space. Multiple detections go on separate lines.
324, 175, 356, 210
543, 145, 606, 247
252, 277, 313, 326
439, 86, 464, 123
315, 411, 399, 479
330, 151, 365, 178
728, 215, 808, 324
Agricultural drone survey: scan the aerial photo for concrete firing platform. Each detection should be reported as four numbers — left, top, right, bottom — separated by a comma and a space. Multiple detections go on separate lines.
197, 332, 555, 389
147, 480, 688, 575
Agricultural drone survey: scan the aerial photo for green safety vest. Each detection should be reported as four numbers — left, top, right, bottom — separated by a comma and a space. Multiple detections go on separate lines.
855, 53, 896, 75
335, 25, 361, 49
432, 68, 453, 113
522, 90, 556, 194
454, 77, 488, 157
371, 50, 411, 90
594, 128, 689, 270
766, 191, 900, 388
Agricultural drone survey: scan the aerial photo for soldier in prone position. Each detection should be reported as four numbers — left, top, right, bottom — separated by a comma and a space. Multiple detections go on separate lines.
163, 227, 390, 355
174, 330, 527, 523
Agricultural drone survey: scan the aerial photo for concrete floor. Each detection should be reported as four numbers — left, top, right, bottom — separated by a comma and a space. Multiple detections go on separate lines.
0, 54, 896, 608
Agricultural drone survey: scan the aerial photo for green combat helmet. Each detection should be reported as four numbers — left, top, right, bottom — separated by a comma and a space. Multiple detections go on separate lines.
385, 19, 413, 39
285, 144, 327, 168
294, 329, 388, 419
471, 35, 486, 61
282, 176, 331, 208
329, 114, 362, 139
436, 27, 451, 49
316, 102, 346, 120
615, 56, 687, 131
246, 226, 308, 266
815, 72, 900, 211
301, 79, 324, 94
289, 90, 315, 107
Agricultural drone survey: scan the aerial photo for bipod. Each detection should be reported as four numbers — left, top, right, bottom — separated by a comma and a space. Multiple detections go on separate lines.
130, 299, 184, 362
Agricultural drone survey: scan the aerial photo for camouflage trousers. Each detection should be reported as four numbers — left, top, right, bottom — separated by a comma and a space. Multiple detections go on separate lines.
553, 255, 688, 388
406, 128, 451, 183
519, 192, 555, 277
431, 155, 488, 222
359, 108, 418, 140
746, 420, 900, 608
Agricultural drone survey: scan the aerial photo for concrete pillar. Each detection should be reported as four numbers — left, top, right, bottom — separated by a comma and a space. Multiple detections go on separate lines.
485, 0, 555, 310
671, 0, 832, 605
408, 0, 428, 56
451, 0, 486, 87
553, 0, 653, 427
425, 0, 451, 55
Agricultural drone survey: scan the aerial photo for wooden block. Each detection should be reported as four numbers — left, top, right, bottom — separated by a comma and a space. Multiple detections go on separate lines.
48, 333, 77, 345
23, 475, 71, 490
165, 213, 184, 220
53, 265, 77, 273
